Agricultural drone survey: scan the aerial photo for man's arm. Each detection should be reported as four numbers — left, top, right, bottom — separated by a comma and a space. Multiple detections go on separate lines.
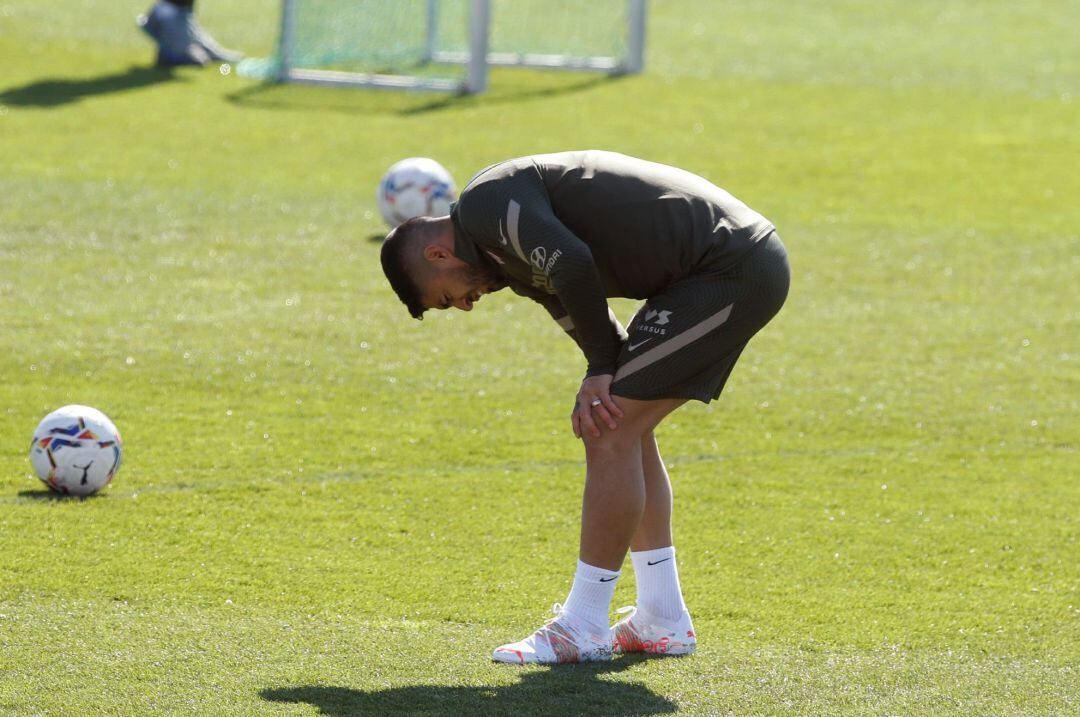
458, 166, 623, 377
510, 285, 628, 352
510, 285, 627, 438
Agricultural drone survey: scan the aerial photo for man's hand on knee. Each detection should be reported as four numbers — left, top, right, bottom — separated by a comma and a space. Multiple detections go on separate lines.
572, 374, 624, 439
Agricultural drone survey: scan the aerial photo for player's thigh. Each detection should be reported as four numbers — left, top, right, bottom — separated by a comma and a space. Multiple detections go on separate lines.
581, 395, 684, 456
610, 396, 685, 436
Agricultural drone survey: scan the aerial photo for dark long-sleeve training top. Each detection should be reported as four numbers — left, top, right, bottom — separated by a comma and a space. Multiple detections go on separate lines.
450, 150, 775, 376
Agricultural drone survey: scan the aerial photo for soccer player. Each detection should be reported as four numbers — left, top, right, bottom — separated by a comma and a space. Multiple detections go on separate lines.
381, 151, 790, 664
137, 0, 243, 67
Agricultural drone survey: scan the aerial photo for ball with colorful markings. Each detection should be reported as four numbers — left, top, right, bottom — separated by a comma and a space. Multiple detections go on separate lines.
29, 405, 123, 496
376, 157, 457, 228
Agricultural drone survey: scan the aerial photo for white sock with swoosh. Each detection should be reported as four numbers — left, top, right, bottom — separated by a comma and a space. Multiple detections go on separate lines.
562, 559, 620, 630
631, 546, 687, 622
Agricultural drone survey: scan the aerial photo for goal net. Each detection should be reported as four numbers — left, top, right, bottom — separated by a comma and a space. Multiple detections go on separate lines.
238, 0, 647, 93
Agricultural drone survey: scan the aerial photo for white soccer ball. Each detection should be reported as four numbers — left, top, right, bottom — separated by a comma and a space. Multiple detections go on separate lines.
28, 405, 123, 497
376, 157, 457, 228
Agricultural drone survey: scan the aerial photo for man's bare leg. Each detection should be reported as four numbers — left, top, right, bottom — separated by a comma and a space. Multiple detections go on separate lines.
595, 418, 696, 656
492, 396, 686, 663
578, 397, 684, 570
631, 431, 674, 552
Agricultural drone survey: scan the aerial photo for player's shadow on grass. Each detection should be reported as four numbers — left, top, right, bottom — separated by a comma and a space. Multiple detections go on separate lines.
227, 70, 622, 117
0, 66, 183, 107
261, 657, 676, 716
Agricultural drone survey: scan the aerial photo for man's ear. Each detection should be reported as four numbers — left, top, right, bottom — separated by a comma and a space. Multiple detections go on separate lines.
423, 243, 453, 264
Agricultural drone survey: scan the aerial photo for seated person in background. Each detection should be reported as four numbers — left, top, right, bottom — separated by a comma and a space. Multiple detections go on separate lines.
137, 0, 243, 68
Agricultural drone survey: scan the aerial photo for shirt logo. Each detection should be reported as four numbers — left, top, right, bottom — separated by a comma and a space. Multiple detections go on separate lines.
527, 247, 562, 291
627, 338, 653, 352
530, 246, 547, 270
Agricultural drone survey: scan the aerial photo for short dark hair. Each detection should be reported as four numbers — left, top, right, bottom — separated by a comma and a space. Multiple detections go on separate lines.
380, 217, 432, 320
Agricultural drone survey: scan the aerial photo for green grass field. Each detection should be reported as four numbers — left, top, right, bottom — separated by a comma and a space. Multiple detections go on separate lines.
1, 1, 1077, 714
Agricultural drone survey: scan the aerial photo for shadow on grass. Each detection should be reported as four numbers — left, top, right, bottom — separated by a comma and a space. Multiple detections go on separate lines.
16, 489, 101, 501
227, 70, 622, 117
261, 656, 676, 716
0, 66, 183, 107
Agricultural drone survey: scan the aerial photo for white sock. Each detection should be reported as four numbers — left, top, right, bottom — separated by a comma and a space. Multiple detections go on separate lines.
631, 546, 688, 622
562, 559, 620, 629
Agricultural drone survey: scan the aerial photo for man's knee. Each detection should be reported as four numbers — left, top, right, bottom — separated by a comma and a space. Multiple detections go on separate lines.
581, 397, 682, 460
582, 426, 640, 462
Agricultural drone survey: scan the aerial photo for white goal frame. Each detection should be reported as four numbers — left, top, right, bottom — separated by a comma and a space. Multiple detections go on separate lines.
275, 0, 647, 94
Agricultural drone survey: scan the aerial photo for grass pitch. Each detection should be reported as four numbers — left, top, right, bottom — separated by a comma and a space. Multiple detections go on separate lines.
1, 1, 1077, 715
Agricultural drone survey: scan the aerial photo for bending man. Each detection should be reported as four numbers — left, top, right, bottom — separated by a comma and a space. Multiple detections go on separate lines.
380, 150, 790, 664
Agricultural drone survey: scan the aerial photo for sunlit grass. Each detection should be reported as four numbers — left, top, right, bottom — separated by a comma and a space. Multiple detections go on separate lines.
0, 1, 1076, 714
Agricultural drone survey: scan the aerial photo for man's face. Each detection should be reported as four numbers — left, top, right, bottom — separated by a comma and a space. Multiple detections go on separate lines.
421, 263, 503, 313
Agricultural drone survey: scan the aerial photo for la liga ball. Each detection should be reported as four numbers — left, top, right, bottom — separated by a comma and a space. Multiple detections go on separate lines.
28, 405, 123, 496
376, 157, 457, 228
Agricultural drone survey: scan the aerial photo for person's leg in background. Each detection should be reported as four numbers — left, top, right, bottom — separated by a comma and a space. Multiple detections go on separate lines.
137, 0, 243, 68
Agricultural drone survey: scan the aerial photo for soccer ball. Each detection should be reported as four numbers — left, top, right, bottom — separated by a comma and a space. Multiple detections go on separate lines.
28, 405, 123, 497
376, 157, 457, 228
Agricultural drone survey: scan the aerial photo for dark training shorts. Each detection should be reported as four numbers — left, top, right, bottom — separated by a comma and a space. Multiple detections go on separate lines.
611, 231, 790, 403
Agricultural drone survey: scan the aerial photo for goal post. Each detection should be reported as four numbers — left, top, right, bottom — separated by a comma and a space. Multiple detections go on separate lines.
240, 0, 647, 94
